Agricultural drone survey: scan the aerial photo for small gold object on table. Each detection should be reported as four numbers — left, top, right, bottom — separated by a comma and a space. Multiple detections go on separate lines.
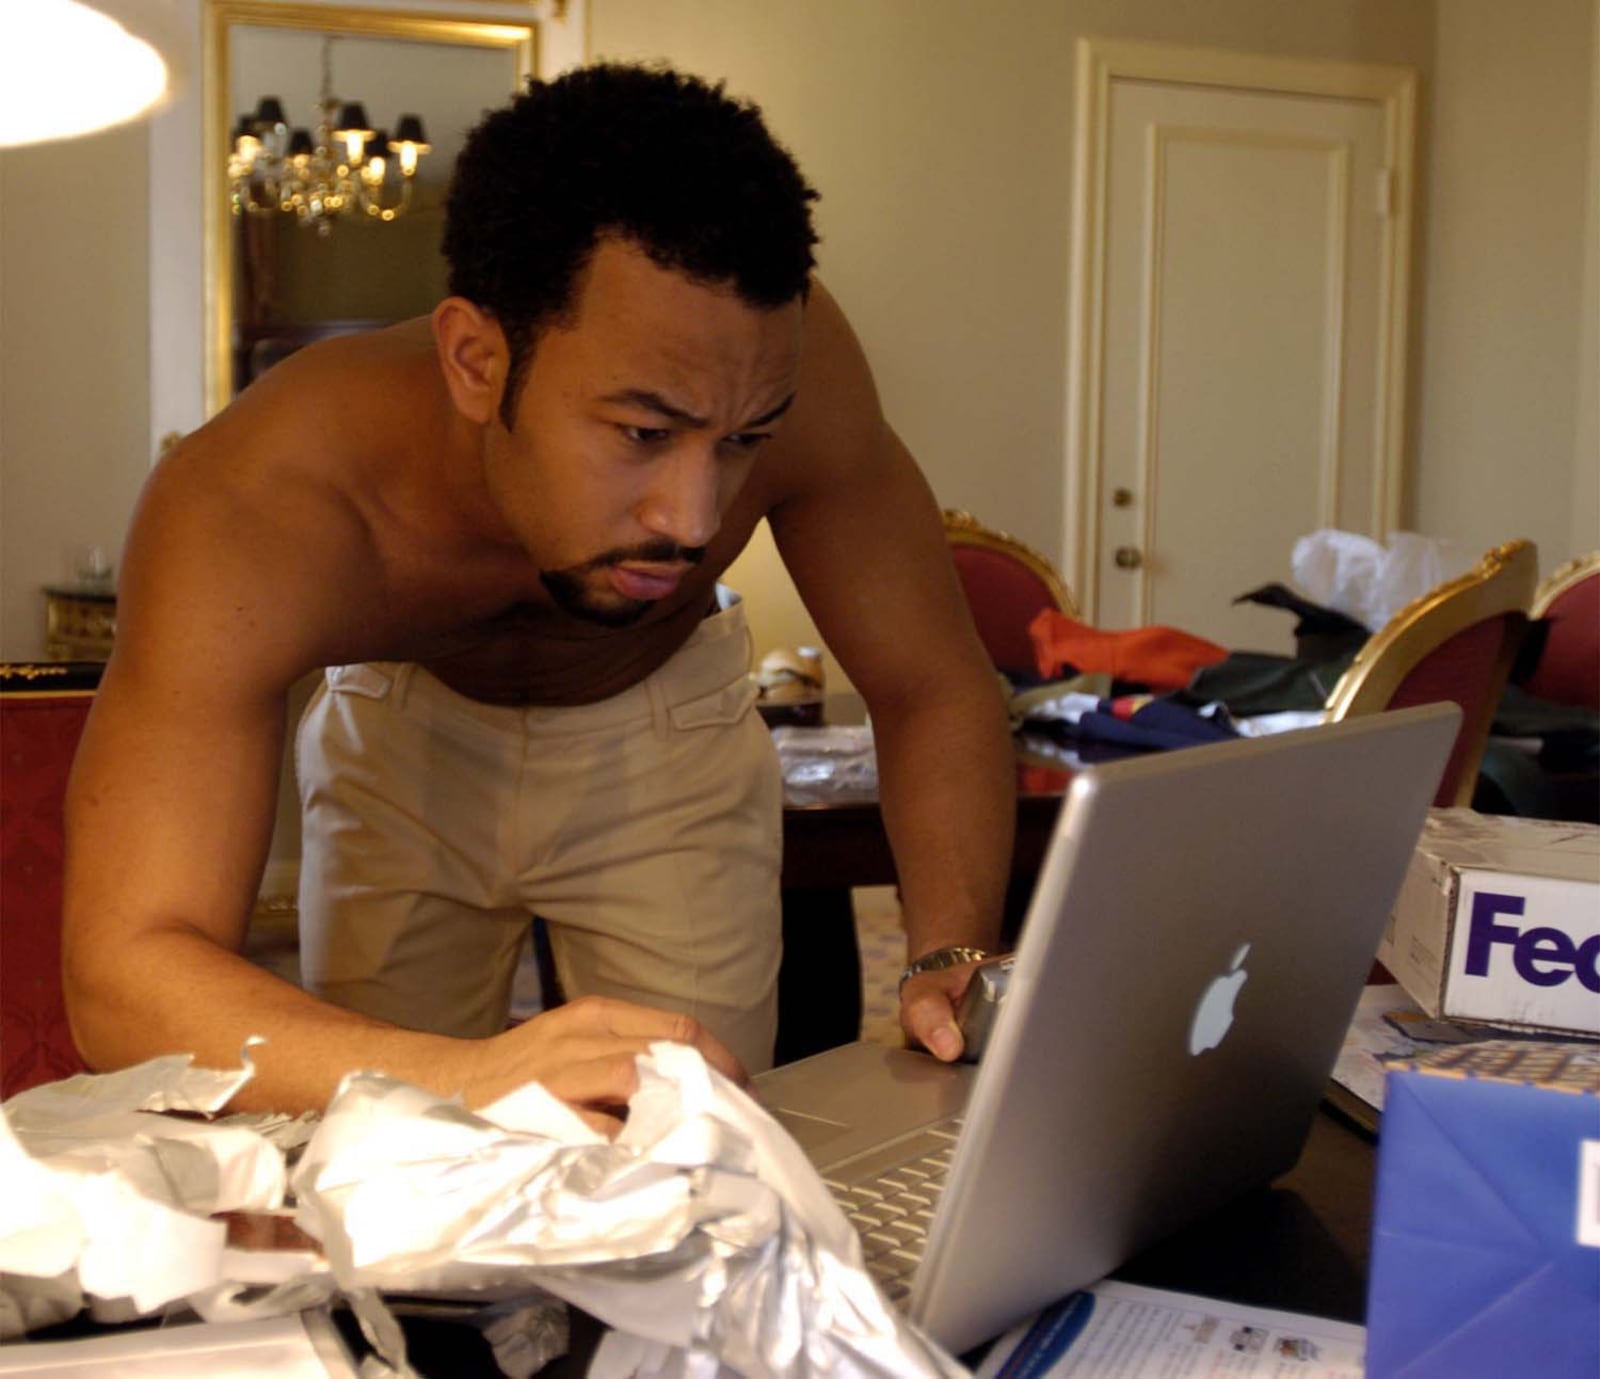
43, 584, 117, 662
755, 646, 826, 727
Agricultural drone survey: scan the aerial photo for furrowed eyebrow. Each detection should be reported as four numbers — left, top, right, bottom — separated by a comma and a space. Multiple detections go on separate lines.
741, 393, 797, 430
599, 389, 798, 432
600, 389, 709, 428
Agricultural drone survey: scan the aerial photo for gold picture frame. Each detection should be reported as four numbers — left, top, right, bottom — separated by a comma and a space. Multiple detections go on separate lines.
202, 2, 538, 416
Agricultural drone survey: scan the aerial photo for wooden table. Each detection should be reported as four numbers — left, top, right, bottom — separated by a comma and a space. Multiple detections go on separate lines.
1113, 1106, 1377, 1324
781, 752, 1074, 889
776, 738, 1079, 1063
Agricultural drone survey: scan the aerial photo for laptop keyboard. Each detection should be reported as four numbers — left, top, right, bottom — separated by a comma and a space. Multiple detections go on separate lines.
821, 1119, 961, 1302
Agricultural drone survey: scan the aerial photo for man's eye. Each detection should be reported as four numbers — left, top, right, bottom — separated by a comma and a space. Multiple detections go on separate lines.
621, 425, 671, 445
722, 431, 772, 453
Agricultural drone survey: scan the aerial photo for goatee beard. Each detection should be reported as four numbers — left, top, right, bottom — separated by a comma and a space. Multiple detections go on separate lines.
538, 539, 707, 628
538, 569, 652, 627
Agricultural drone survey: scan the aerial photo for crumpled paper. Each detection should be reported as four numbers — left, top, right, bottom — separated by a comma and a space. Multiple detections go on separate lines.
1291, 529, 1468, 633
0, 1046, 286, 1336
292, 1041, 965, 1379
2, 1042, 967, 1379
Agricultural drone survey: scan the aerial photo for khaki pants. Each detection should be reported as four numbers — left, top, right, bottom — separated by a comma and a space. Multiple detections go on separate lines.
295, 601, 782, 1073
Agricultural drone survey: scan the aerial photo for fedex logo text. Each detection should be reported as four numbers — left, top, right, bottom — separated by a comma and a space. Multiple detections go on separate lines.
1463, 892, 1600, 993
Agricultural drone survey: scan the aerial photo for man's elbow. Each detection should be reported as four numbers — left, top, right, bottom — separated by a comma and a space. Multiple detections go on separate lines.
61, 946, 123, 1072
60, 921, 165, 1073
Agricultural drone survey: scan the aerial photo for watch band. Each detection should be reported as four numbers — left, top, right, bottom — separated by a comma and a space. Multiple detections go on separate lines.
899, 945, 990, 993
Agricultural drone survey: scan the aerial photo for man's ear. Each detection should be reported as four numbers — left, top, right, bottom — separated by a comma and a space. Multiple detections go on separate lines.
432, 297, 508, 426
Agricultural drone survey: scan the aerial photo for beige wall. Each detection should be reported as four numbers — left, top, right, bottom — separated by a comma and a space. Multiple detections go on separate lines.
0, 124, 151, 660
592, 0, 1443, 677
1, 0, 1595, 669
1413, 0, 1598, 567
1572, 3, 1600, 558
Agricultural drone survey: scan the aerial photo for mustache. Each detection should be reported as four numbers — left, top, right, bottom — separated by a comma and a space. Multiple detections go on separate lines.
580, 540, 708, 571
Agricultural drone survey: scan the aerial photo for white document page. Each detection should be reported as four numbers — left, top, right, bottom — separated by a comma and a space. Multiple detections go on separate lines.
975, 1280, 1364, 1379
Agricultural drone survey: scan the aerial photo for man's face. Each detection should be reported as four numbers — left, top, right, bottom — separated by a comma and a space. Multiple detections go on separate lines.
486, 238, 804, 626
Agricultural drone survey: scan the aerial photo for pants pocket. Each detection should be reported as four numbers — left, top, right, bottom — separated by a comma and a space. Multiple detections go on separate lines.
668, 674, 759, 731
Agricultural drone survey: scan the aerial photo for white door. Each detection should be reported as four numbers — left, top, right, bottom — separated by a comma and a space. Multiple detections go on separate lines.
1069, 41, 1416, 653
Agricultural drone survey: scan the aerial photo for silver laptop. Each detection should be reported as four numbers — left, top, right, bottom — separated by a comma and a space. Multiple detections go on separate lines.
754, 703, 1459, 1354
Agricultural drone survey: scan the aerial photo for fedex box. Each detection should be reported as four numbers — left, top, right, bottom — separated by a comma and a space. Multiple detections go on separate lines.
1367, 1042, 1600, 1379
1378, 810, 1600, 1037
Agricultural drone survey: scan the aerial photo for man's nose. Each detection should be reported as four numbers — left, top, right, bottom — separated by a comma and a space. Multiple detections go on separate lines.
637, 450, 721, 550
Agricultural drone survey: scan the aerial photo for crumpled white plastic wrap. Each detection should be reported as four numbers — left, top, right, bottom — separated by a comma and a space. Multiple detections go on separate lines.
0, 1047, 286, 1337
771, 725, 878, 805
1291, 529, 1469, 633
2, 1042, 967, 1379
293, 1041, 965, 1379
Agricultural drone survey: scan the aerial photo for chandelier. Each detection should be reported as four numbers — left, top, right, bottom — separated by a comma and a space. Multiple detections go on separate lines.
228, 37, 430, 235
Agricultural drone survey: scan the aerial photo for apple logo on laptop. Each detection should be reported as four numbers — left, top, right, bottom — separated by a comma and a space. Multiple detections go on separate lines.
1188, 942, 1251, 1055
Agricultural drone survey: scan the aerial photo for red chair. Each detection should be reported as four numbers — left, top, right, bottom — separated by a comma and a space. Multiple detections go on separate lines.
943, 509, 1077, 677
1324, 540, 1538, 807
1, 663, 99, 1098
1523, 550, 1599, 710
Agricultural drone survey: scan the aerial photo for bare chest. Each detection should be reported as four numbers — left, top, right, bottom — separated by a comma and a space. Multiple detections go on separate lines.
406, 584, 723, 706
323, 447, 772, 706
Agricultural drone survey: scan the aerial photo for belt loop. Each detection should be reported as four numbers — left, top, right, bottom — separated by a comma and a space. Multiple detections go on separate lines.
646, 668, 671, 739
392, 663, 418, 712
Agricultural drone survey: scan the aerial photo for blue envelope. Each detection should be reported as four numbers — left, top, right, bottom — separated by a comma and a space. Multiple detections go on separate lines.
1366, 1061, 1600, 1378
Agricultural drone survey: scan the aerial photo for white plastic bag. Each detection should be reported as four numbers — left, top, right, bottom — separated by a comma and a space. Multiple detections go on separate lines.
1291, 530, 1468, 632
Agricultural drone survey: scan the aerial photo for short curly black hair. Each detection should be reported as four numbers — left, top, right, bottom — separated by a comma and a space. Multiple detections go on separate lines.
443, 62, 820, 429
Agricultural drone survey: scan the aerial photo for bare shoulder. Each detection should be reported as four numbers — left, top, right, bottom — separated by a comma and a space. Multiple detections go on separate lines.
122, 452, 362, 693
761, 280, 890, 500
118, 380, 406, 694
794, 281, 880, 405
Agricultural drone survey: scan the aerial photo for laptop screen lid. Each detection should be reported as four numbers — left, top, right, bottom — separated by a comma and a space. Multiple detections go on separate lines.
908, 703, 1458, 1352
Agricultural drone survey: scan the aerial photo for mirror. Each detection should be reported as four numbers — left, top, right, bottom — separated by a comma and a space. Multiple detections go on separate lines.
203, 2, 536, 414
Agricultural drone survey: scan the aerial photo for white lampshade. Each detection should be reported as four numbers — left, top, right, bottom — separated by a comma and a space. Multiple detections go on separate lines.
0, 0, 181, 149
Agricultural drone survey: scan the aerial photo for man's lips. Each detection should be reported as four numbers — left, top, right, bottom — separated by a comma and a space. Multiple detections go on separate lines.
607, 563, 690, 601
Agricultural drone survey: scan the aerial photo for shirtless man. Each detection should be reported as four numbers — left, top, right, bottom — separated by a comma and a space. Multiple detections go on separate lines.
61, 64, 1013, 1125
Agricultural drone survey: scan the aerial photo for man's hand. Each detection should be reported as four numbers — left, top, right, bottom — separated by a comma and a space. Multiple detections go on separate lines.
480, 996, 747, 1134
899, 965, 982, 1063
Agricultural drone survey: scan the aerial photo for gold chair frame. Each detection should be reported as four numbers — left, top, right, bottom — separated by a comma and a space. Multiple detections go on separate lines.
942, 509, 1079, 617
1531, 548, 1600, 619
1323, 539, 1538, 805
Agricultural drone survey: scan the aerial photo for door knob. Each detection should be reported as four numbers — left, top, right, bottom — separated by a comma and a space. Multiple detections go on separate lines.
1111, 487, 1135, 508
1113, 546, 1144, 570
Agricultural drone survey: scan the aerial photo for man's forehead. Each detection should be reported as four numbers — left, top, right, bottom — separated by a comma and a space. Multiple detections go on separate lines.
567, 239, 799, 333
555, 243, 804, 407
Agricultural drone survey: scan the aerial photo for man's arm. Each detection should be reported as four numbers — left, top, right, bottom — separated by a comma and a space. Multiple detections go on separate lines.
766, 286, 1016, 1060
62, 436, 739, 1121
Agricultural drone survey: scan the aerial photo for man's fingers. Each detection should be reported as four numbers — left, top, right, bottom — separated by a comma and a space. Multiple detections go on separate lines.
576, 1106, 628, 1138
899, 975, 964, 1062
493, 997, 752, 1128
682, 1027, 748, 1086
555, 996, 749, 1085
538, 1047, 651, 1108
